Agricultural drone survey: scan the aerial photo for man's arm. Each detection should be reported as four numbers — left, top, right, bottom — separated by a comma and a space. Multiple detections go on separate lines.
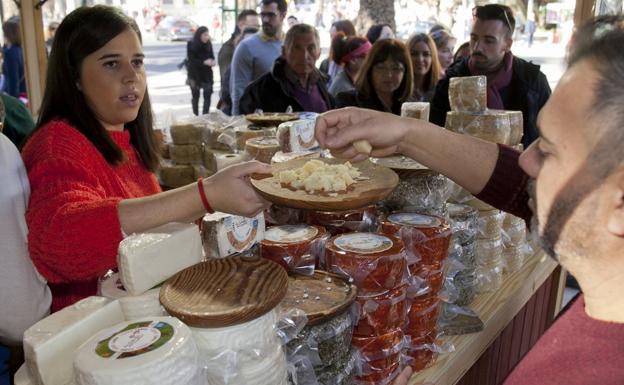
230, 42, 254, 116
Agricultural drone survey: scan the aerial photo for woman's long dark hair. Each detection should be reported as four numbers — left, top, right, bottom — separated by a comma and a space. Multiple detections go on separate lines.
191, 26, 210, 47
35, 5, 159, 171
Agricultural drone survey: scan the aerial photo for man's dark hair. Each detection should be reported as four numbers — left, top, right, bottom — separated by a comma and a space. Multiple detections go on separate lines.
237, 9, 258, 22
261, 0, 287, 14
473, 4, 515, 37
3, 16, 21, 46
33, 5, 159, 171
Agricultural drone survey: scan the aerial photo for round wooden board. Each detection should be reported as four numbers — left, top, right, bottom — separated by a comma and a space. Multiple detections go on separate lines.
245, 113, 299, 127
251, 158, 399, 211
280, 271, 357, 326
159, 256, 288, 328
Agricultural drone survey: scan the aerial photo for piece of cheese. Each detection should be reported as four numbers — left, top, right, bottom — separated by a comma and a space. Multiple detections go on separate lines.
14, 365, 36, 385
117, 223, 203, 296
99, 272, 166, 321
245, 136, 280, 164
278, 159, 361, 194
170, 144, 204, 165
73, 317, 201, 385
352, 140, 372, 156
277, 119, 318, 153
158, 164, 195, 188
170, 122, 207, 145
201, 212, 265, 258
401, 102, 430, 120
23, 297, 124, 385
202, 148, 247, 173
445, 111, 512, 144
448, 76, 487, 113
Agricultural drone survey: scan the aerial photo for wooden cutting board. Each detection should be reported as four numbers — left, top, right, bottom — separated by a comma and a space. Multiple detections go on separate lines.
245, 112, 299, 127
251, 158, 399, 212
160, 256, 288, 328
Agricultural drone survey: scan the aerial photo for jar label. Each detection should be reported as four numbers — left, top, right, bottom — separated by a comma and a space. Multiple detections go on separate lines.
96, 321, 174, 359
388, 213, 441, 228
334, 233, 393, 254
265, 225, 318, 243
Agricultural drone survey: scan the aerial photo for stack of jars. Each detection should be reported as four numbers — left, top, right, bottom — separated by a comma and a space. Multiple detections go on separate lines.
502, 213, 529, 273
326, 232, 408, 385
380, 213, 452, 372
446, 203, 479, 306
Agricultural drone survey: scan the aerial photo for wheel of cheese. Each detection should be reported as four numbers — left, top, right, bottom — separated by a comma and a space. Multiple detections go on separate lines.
260, 224, 329, 272
170, 144, 203, 165
245, 136, 280, 164
99, 273, 166, 320
445, 110, 512, 144
73, 317, 201, 385
170, 122, 207, 145
477, 209, 504, 239
304, 206, 378, 236
447, 203, 479, 246
448, 75, 487, 112
400, 102, 430, 121
405, 297, 440, 338
158, 164, 195, 188
354, 285, 408, 337
325, 233, 406, 296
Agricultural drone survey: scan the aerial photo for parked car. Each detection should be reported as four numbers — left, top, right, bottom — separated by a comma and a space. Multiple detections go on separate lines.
155, 16, 196, 41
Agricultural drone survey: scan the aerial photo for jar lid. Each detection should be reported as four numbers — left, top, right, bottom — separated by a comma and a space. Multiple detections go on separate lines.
388, 213, 443, 228
280, 271, 357, 326
160, 256, 288, 328
264, 224, 320, 244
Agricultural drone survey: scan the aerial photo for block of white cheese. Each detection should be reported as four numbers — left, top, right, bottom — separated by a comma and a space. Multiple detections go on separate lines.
73, 317, 202, 385
117, 222, 203, 296
401, 102, 430, 121
201, 212, 265, 258
23, 297, 124, 385
445, 110, 511, 144
448, 76, 487, 113
277, 119, 318, 153
99, 272, 166, 321
14, 365, 35, 385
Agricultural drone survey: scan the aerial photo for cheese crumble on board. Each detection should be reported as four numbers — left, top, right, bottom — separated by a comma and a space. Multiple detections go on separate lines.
278, 160, 362, 194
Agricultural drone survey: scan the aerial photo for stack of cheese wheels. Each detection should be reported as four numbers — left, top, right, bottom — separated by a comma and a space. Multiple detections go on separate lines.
372, 156, 450, 215
379, 213, 452, 372
401, 102, 430, 121
325, 232, 408, 383
260, 224, 329, 272
160, 256, 289, 385
23, 297, 125, 385
502, 213, 529, 273
281, 271, 358, 385
160, 118, 209, 187
73, 317, 202, 385
201, 212, 266, 258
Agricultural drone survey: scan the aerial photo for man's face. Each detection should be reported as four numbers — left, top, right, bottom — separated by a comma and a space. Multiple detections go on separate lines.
260, 3, 285, 37
239, 14, 260, 31
469, 19, 512, 73
519, 60, 607, 263
284, 32, 320, 79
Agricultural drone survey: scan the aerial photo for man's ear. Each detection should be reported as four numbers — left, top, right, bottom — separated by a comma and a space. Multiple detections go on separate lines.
607, 168, 624, 237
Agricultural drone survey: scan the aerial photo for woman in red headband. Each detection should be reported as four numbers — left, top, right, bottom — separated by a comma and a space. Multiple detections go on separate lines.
328, 34, 371, 97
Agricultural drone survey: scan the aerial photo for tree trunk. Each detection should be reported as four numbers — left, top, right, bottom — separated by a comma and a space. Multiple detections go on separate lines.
356, 0, 395, 35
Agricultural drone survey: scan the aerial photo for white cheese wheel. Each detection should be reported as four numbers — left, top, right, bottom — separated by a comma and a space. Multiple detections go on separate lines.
73, 317, 201, 385
23, 297, 125, 385
117, 222, 203, 296
99, 273, 166, 321
203, 344, 288, 385
215, 152, 247, 170
201, 212, 265, 258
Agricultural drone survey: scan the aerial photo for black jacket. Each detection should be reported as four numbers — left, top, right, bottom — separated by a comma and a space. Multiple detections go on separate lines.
186, 40, 214, 86
335, 90, 402, 115
430, 56, 551, 147
239, 57, 334, 114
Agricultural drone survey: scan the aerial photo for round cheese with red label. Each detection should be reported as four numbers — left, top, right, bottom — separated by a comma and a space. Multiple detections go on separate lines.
354, 285, 408, 337
260, 224, 328, 272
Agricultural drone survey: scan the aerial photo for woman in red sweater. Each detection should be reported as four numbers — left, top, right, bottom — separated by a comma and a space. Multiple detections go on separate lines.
21, 6, 271, 312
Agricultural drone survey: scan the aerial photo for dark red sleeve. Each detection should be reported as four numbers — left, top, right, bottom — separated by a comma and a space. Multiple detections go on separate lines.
475, 144, 532, 223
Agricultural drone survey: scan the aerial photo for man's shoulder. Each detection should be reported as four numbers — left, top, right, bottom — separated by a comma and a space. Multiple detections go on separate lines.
443, 60, 472, 79
512, 55, 547, 81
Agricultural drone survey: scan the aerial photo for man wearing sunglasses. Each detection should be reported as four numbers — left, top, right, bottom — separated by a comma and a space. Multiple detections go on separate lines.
430, 4, 551, 148
230, 0, 287, 115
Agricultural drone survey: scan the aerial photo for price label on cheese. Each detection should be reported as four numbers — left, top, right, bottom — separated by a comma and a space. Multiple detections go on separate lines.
294, 120, 316, 149
265, 225, 318, 244
334, 233, 393, 254
388, 213, 442, 228
224, 216, 258, 252
96, 321, 174, 360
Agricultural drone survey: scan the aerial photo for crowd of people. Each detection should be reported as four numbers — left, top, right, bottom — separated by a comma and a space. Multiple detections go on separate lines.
1, 2, 624, 385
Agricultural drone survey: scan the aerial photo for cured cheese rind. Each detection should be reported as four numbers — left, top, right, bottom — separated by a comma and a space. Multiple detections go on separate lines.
445, 111, 511, 144
117, 222, 203, 296
158, 164, 195, 188
170, 144, 204, 165
448, 76, 487, 112
245, 136, 280, 164
401, 102, 430, 121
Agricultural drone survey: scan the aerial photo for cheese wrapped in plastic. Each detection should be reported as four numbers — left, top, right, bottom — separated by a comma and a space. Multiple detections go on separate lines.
445, 110, 511, 144
448, 76, 487, 112
401, 102, 430, 121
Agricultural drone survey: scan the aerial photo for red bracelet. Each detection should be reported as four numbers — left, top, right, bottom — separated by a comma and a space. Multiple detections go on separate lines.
197, 178, 214, 214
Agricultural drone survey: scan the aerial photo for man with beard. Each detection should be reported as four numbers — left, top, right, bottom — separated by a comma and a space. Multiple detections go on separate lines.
238, 24, 334, 114
314, 15, 624, 385
429, 4, 551, 148
230, 0, 286, 115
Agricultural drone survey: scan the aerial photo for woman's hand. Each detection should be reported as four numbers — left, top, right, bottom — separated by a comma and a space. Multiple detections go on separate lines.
202, 161, 272, 217
315, 107, 410, 162
391, 367, 413, 385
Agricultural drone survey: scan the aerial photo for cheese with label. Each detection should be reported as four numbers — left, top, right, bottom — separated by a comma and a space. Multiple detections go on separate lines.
23, 297, 124, 385
117, 222, 203, 296
201, 212, 265, 258
245, 136, 280, 164
73, 317, 202, 385
277, 119, 318, 153
158, 164, 195, 188
448, 76, 487, 112
445, 111, 512, 144
99, 273, 166, 321
170, 144, 203, 165
401, 102, 430, 121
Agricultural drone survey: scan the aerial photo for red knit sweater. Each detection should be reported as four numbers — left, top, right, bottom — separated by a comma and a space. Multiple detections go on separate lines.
21, 120, 161, 312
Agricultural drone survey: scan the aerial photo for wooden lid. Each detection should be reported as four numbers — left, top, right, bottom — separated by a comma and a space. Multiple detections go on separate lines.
160, 256, 288, 328
280, 271, 357, 326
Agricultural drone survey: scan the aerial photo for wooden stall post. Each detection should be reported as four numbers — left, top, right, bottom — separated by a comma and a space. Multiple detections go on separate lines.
18, 0, 47, 118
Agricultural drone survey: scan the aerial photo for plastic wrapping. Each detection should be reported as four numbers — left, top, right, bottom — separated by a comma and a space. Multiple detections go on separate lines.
489, 109, 524, 145
354, 285, 408, 337
352, 328, 405, 364
451, 269, 478, 306
448, 76, 487, 113
325, 233, 407, 296
477, 209, 505, 239
245, 136, 281, 163
408, 265, 445, 299
352, 361, 402, 385
475, 237, 503, 268
73, 317, 203, 385
304, 206, 378, 236
170, 143, 204, 165
446, 203, 478, 246
405, 297, 440, 338
380, 171, 451, 213
98, 272, 166, 320
261, 225, 330, 274
502, 220, 527, 246
448, 240, 476, 269
380, 213, 452, 267
265, 205, 305, 226
218, 124, 276, 152
400, 102, 430, 121
477, 264, 504, 292
445, 110, 512, 144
